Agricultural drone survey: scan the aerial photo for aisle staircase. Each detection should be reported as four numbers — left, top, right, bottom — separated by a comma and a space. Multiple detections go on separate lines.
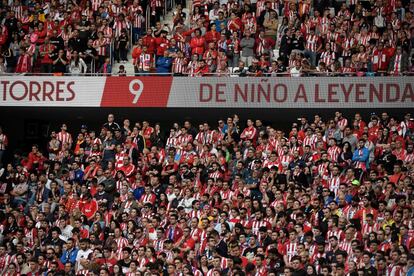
112, 2, 191, 76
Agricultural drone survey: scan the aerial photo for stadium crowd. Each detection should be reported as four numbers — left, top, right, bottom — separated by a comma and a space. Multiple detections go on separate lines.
0, 110, 413, 276
0, 0, 413, 75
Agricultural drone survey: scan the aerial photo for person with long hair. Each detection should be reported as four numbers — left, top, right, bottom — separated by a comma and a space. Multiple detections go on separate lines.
338, 142, 353, 169
68, 50, 87, 75
198, 255, 210, 275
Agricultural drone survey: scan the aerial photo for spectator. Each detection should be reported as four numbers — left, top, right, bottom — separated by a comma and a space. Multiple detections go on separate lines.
68, 51, 87, 75
240, 30, 255, 67
115, 29, 129, 64
156, 50, 173, 74
118, 65, 127, 76
52, 49, 68, 74
99, 57, 112, 75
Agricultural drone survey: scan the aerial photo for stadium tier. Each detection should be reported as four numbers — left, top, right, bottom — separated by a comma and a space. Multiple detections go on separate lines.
0, 0, 413, 75
0, 0, 414, 275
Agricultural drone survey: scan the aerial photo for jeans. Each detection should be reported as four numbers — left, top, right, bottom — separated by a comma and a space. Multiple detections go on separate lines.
132, 28, 142, 44
241, 56, 253, 67
304, 50, 317, 67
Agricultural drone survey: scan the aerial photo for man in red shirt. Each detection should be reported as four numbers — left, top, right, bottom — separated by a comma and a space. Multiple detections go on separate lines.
39, 37, 55, 73
119, 156, 136, 183
174, 226, 195, 251
353, 195, 378, 225
141, 121, 154, 148
154, 30, 169, 59
79, 193, 98, 221
190, 29, 205, 57
142, 28, 156, 55
204, 23, 220, 44
371, 41, 390, 74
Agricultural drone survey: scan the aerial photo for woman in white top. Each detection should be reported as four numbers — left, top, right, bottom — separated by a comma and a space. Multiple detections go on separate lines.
69, 51, 87, 75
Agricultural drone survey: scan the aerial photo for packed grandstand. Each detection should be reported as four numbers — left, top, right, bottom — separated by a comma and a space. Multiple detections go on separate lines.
0, 111, 413, 275
0, 0, 413, 75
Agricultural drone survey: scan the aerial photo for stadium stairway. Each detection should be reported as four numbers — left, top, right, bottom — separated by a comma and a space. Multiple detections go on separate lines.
112, 3, 191, 76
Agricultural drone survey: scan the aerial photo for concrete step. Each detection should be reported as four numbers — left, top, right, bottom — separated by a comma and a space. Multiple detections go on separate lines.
111, 1, 191, 76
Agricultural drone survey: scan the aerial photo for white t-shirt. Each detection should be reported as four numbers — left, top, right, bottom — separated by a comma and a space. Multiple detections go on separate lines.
76, 249, 93, 271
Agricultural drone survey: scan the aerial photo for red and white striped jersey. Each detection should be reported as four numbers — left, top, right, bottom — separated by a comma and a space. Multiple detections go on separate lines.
284, 242, 298, 263
300, 1, 310, 16
195, 131, 213, 146
327, 145, 341, 162
165, 136, 178, 150
93, 38, 109, 56
57, 131, 72, 147
131, 13, 145, 28
91, 0, 102, 11
359, 34, 371, 47
328, 176, 341, 196
115, 151, 128, 169
115, 236, 129, 247
339, 240, 353, 256
172, 57, 188, 74
319, 51, 335, 66
111, 4, 124, 16
240, 126, 257, 141
113, 19, 130, 38
404, 153, 414, 164
99, 26, 113, 39
140, 193, 156, 205
153, 239, 164, 251
337, 117, 348, 129
387, 264, 403, 276
319, 17, 330, 34
188, 209, 202, 219
279, 154, 292, 168
208, 170, 223, 181
251, 220, 269, 235
81, 9, 94, 19
303, 135, 317, 150
11, 5, 24, 19
306, 34, 319, 52
0, 133, 8, 150
220, 189, 232, 201
129, 4, 144, 15
190, 227, 204, 242
326, 228, 344, 240
263, 159, 279, 169
24, 227, 36, 248
243, 17, 257, 34
77, 269, 90, 275
343, 205, 359, 221
151, 0, 163, 8
0, 254, 16, 272
192, 267, 203, 276
186, 60, 198, 77
342, 36, 356, 56
177, 133, 193, 146
123, 200, 134, 212
361, 223, 380, 237
116, 180, 124, 193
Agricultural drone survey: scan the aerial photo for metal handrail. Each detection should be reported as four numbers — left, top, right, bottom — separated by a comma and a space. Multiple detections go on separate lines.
129, 24, 133, 49
145, 8, 150, 31
109, 40, 114, 65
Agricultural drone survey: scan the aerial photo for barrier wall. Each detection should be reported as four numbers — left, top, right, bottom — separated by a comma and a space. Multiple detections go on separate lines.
1, 76, 413, 108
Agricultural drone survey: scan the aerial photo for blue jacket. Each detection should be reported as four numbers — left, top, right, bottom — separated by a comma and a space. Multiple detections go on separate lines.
60, 248, 78, 265
352, 146, 370, 169
156, 57, 172, 74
